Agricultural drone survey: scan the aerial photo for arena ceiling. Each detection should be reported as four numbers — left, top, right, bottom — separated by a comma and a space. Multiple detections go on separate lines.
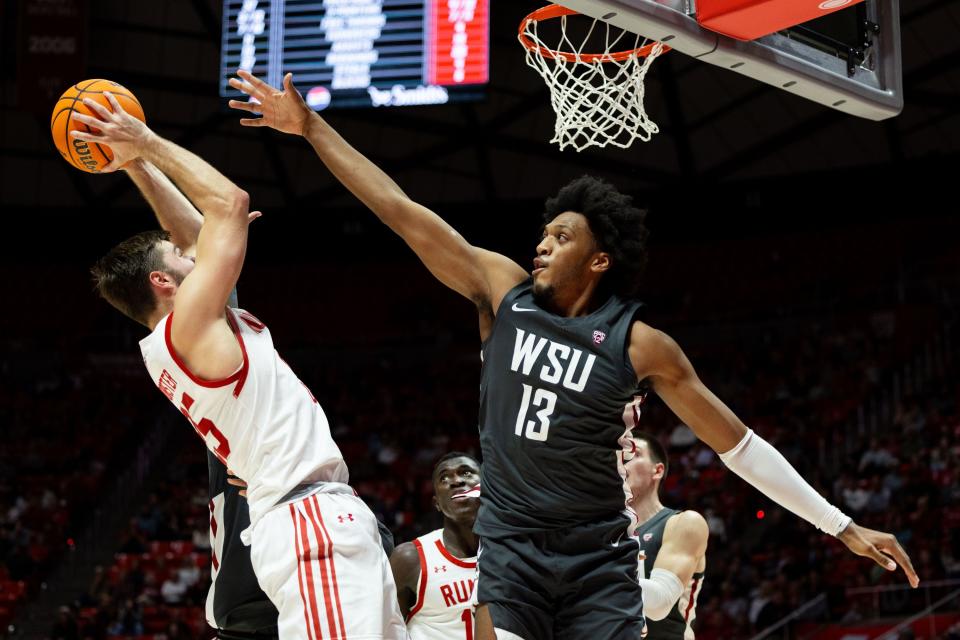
1, 0, 957, 217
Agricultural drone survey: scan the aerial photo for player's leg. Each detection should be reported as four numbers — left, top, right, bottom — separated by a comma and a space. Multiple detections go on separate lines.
473, 535, 554, 640
249, 492, 405, 640
303, 492, 407, 639
553, 515, 645, 640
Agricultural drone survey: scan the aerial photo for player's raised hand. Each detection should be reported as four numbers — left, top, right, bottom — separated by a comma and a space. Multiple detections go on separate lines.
838, 521, 919, 588
70, 92, 154, 172
228, 71, 313, 136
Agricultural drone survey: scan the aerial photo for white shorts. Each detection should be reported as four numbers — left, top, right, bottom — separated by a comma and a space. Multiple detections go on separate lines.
250, 491, 408, 640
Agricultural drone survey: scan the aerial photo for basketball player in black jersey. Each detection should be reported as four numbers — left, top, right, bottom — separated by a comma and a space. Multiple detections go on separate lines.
626, 434, 707, 639
230, 71, 919, 640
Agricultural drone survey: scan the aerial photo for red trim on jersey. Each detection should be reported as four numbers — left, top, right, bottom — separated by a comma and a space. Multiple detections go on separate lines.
435, 539, 477, 569
406, 539, 429, 622
685, 577, 700, 622
294, 505, 324, 640
163, 310, 249, 398
312, 495, 347, 639
304, 496, 342, 640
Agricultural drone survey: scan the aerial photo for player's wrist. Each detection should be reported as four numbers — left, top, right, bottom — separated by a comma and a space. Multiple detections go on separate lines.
300, 111, 322, 138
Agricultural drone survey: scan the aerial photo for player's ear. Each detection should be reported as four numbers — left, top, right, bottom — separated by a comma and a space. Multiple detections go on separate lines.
432, 495, 440, 512
653, 462, 665, 481
590, 252, 610, 274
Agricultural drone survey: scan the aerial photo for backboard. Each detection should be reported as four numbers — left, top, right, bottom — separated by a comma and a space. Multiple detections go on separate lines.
552, 0, 903, 120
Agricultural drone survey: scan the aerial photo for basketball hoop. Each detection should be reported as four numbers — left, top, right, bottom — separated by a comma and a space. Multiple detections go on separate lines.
518, 5, 669, 151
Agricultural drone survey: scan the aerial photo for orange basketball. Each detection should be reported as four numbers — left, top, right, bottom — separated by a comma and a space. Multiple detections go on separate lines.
51, 79, 145, 173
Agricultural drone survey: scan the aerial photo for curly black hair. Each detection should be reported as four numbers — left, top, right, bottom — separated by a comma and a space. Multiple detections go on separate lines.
543, 175, 649, 298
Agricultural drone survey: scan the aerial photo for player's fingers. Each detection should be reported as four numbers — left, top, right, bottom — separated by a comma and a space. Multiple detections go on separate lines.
70, 129, 100, 142
71, 112, 105, 129
100, 159, 123, 173
884, 539, 919, 587
103, 91, 125, 115
228, 99, 261, 114
226, 477, 247, 487
248, 210, 262, 222
81, 98, 112, 120
865, 544, 897, 572
228, 77, 263, 100
239, 118, 265, 127
237, 69, 274, 93
239, 490, 247, 498
282, 72, 300, 97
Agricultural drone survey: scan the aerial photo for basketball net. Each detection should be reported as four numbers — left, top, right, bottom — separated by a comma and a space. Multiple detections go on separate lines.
519, 6, 667, 152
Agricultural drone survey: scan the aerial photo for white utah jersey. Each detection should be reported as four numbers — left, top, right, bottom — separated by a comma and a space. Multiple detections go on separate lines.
406, 528, 476, 640
140, 308, 349, 533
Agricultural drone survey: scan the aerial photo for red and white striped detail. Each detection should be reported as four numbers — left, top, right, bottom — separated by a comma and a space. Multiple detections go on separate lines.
617, 393, 647, 532
289, 496, 349, 639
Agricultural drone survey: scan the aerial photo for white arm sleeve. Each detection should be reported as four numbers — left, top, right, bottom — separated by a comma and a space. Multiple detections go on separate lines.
719, 429, 851, 536
639, 568, 685, 621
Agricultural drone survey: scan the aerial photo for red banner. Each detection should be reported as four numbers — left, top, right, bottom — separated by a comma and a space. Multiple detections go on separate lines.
426, 0, 489, 86
16, 0, 89, 114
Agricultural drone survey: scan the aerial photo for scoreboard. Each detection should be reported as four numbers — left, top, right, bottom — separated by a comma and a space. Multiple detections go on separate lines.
220, 0, 489, 110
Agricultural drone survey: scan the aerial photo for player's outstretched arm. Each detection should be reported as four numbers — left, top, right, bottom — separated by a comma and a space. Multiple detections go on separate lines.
630, 321, 920, 588
640, 511, 708, 621
228, 71, 526, 314
72, 93, 255, 379
388, 542, 421, 619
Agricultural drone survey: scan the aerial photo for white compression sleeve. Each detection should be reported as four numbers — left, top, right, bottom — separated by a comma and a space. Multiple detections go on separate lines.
639, 568, 685, 621
719, 429, 851, 536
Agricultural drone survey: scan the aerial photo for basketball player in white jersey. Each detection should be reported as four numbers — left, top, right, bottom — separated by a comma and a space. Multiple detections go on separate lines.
391, 453, 480, 640
71, 95, 407, 640
625, 434, 707, 640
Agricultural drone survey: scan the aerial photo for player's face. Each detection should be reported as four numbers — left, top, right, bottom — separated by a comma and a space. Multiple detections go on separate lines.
624, 439, 664, 497
159, 241, 196, 287
532, 212, 605, 307
433, 457, 481, 523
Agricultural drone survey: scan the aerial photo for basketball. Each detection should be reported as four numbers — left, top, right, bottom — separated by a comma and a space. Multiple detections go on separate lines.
50, 79, 145, 173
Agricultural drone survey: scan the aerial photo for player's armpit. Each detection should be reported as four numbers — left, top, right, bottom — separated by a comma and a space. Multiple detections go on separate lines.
629, 321, 748, 453
475, 248, 528, 314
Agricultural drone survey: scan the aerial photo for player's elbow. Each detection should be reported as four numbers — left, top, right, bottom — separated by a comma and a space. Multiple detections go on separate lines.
205, 187, 250, 221
228, 188, 250, 218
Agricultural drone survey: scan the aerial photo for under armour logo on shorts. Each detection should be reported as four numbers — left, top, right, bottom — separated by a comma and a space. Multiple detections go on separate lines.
337, 514, 355, 523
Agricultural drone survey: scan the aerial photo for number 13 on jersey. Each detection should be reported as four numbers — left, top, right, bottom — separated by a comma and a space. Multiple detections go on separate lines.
515, 384, 557, 442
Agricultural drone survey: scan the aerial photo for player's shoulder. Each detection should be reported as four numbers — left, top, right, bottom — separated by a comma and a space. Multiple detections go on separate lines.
389, 541, 423, 587
665, 510, 710, 546
629, 319, 675, 349
390, 541, 422, 566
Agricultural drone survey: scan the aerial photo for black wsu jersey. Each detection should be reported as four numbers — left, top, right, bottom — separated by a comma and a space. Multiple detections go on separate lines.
476, 280, 644, 536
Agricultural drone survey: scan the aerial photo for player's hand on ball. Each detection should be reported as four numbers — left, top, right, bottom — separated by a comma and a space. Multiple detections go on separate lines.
229, 71, 313, 136
838, 521, 919, 588
70, 92, 153, 172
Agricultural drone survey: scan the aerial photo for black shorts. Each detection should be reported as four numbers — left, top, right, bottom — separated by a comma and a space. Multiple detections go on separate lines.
476, 514, 644, 640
